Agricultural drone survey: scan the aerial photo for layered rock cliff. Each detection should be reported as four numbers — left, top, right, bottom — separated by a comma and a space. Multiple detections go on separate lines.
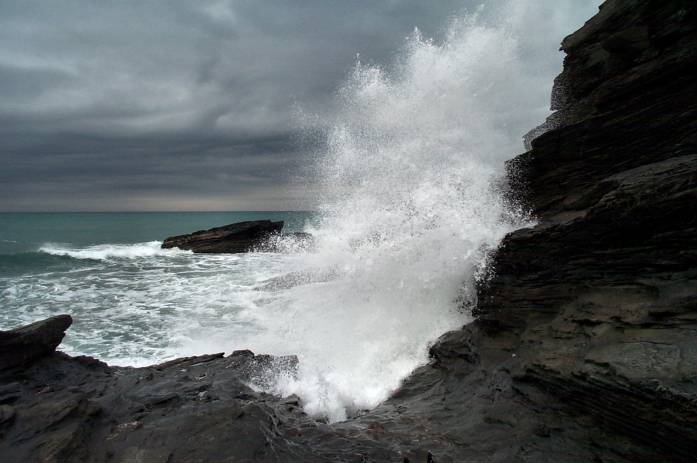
1, 0, 696, 461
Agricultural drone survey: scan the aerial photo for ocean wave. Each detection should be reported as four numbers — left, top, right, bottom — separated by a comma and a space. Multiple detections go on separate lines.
235, 1, 544, 422
0, 251, 89, 275
38, 241, 190, 260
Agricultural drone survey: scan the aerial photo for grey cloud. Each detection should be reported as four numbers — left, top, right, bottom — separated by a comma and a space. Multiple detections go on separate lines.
0, 0, 598, 211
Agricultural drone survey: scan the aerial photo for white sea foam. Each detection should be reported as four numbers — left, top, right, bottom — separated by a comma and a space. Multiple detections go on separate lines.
39, 241, 188, 260
225, 4, 553, 422
3, 248, 289, 366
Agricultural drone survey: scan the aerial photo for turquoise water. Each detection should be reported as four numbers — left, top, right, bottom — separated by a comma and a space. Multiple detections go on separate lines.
0, 212, 312, 256
0, 212, 315, 364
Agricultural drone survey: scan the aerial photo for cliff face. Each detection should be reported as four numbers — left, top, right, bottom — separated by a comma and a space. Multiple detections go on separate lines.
422, 0, 697, 459
1, 1, 696, 462
364, 0, 697, 460
479, 0, 697, 450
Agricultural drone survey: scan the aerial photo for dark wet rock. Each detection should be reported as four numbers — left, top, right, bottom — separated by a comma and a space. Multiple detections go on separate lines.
0, 404, 15, 426
0, 314, 72, 369
0, 331, 328, 462
161, 220, 284, 253
324, 0, 697, 460
151, 352, 224, 370
3, 1, 697, 461
368, 0, 697, 460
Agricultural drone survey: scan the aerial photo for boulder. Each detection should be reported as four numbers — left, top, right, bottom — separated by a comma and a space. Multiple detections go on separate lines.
161, 220, 284, 253
0, 315, 72, 369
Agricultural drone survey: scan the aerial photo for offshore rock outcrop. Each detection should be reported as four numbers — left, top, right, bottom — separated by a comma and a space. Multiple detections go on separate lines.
161, 220, 284, 253
161, 220, 313, 253
1, 0, 696, 461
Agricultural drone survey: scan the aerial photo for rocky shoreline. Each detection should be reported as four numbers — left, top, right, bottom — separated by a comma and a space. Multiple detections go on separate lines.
2, 0, 696, 461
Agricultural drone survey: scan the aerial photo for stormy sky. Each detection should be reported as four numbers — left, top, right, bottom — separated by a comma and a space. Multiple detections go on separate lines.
0, 1, 599, 212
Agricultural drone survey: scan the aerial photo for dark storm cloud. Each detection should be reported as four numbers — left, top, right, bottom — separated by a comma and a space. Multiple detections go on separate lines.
0, 0, 598, 211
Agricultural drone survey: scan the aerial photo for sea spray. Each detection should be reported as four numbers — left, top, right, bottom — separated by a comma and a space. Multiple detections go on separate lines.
0, 1, 596, 424
242, 7, 537, 422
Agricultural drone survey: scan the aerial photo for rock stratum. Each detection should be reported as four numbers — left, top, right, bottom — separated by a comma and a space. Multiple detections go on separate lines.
2, 0, 696, 461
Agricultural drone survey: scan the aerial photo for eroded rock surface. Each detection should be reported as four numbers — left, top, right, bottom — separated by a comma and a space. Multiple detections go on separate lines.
0, 345, 327, 462
2, 0, 696, 461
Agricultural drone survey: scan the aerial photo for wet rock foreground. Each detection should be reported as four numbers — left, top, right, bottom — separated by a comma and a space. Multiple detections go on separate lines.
2, 0, 697, 461
0, 316, 319, 462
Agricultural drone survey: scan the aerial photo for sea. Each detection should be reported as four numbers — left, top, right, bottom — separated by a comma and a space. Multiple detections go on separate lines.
0, 211, 314, 364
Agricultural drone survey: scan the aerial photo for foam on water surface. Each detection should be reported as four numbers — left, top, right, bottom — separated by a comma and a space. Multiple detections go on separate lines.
39, 241, 189, 260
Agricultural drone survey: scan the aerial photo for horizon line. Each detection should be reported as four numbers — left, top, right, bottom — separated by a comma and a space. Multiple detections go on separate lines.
0, 210, 317, 214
